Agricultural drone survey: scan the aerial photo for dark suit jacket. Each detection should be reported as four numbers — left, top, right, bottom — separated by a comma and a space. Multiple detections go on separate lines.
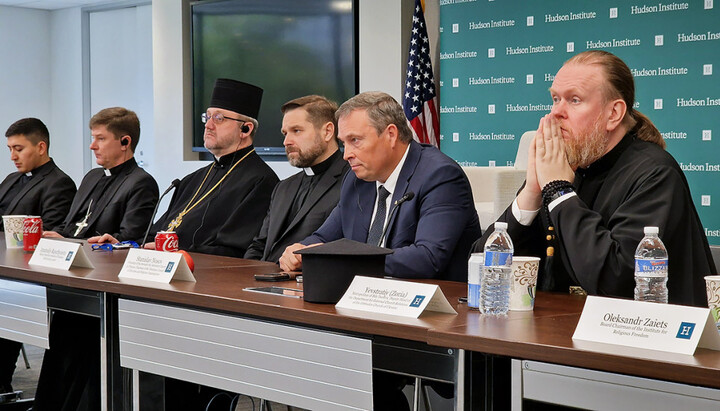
244, 152, 349, 263
0, 159, 76, 231
58, 158, 159, 240
304, 140, 481, 282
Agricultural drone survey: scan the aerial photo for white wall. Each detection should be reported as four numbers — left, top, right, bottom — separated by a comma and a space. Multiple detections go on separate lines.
0, 6, 52, 179
49, 7, 85, 183
359, 0, 414, 100
88, 5, 154, 175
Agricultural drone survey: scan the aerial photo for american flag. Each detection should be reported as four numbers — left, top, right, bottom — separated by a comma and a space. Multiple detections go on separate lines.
403, 0, 440, 148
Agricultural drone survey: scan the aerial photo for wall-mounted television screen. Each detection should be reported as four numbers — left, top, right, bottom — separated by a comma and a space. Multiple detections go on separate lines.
191, 0, 357, 157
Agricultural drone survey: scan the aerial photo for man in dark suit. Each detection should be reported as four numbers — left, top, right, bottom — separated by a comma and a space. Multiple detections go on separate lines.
0, 117, 76, 395
33, 107, 158, 411
280, 91, 480, 282
44, 107, 159, 242
244, 95, 348, 263
280, 91, 479, 410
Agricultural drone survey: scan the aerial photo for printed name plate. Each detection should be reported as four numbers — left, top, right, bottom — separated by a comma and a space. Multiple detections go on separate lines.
118, 248, 195, 283
573, 296, 720, 355
336, 276, 456, 318
28, 238, 94, 270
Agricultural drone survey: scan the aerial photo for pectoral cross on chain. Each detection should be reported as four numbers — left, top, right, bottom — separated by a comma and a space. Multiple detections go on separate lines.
167, 213, 183, 232
74, 199, 93, 237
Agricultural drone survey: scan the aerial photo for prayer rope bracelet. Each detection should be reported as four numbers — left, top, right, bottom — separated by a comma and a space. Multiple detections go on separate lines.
541, 179, 574, 210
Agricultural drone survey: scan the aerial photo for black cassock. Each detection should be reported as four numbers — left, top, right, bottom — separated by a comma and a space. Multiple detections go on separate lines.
150, 145, 278, 257
0, 159, 76, 231
474, 133, 715, 307
57, 157, 159, 240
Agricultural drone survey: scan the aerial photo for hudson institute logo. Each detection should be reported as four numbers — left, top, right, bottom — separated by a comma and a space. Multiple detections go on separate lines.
469, 132, 515, 141
676, 322, 695, 339
544, 10, 597, 22
631, 2, 689, 14
440, 50, 478, 60
469, 76, 516, 85
677, 97, 720, 107
678, 31, 720, 42
506, 44, 554, 55
586, 38, 641, 49
506, 103, 553, 112
469, 18, 515, 30
631, 66, 688, 77
439, 0, 478, 6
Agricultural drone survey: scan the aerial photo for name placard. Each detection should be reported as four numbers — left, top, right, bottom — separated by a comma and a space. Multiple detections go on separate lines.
118, 249, 195, 283
335, 276, 456, 318
28, 239, 94, 270
573, 296, 720, 355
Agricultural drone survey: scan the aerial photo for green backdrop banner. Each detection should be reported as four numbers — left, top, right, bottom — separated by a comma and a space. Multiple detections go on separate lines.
439, 0, 720, 245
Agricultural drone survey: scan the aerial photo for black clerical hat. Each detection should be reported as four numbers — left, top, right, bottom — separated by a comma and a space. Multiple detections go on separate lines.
209, 78, 263, 119
295, 238, 393, 303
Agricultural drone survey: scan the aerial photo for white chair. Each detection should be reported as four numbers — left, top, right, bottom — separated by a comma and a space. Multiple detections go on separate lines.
462, 130, 534, 231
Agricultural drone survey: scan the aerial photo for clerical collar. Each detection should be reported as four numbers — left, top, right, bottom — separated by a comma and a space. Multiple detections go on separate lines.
214, 145, 254, 169
104, 157, 136, 177
577, 132, 634, 177
28, 158, 55, 177
303, 149, 341, 176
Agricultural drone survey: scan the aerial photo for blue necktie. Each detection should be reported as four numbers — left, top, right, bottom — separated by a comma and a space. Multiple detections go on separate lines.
367, 185, 390, 245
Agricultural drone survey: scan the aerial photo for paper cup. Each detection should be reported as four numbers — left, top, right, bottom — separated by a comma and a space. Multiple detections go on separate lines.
3, 215, 27, 249
509, 256, 540, 311
704, 275, 720, 332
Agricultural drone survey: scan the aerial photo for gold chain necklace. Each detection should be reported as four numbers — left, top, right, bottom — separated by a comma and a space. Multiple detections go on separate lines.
167, 149, 255, 231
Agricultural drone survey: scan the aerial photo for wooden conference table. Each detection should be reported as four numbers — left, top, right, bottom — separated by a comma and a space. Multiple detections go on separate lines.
0, 240, 719, 410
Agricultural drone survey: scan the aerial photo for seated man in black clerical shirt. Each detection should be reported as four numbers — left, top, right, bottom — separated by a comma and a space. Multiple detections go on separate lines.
32, 107, 159, 411
0, 118, 76, 231
140, 78, 278, 257
473, 50, 715, 306
113, 79, 276, 410
43, 107, 159, 241
244, 95, 349, 263
0, 117, 75, 395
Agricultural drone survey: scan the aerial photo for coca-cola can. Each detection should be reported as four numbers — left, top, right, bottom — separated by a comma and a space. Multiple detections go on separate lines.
23, 216, 42, 251
155, 231, 179, 252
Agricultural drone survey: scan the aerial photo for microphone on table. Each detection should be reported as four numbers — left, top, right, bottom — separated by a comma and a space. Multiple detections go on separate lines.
141, 179, 180, 247
377, 191, 415, 247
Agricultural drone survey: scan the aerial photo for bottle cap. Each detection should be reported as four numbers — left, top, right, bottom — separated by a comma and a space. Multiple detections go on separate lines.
495, 222, 508, 230
644, 226, 659, 235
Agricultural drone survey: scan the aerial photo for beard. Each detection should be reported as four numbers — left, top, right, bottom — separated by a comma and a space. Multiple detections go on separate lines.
286, 134, 326, 168
563, 117, 609, 169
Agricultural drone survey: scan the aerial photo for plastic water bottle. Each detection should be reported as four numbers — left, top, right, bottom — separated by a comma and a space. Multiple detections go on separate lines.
480, 222, 514, 314
634, 226, 668, 304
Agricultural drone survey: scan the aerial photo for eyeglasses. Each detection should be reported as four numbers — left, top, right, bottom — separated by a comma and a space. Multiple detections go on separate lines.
201, 112, 245, 125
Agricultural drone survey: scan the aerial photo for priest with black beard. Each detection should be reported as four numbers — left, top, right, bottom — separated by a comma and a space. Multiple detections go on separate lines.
473, 50, 715, 307
144, 79, 278, 256
244, 95, 349, 263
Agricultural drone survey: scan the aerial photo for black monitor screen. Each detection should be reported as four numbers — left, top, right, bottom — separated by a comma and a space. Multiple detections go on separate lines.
191, 0, 357, 156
